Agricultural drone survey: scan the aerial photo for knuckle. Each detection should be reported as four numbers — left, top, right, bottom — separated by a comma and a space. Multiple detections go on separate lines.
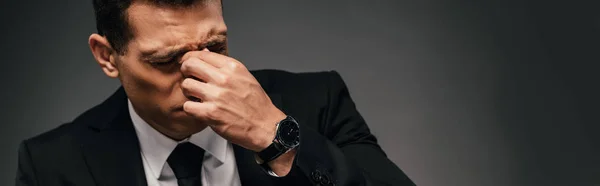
230, 61, 245, 71
218, 74, 231, 85
222, 77, 230, 85
229, 61, 240, 70
214, 89, 225, 99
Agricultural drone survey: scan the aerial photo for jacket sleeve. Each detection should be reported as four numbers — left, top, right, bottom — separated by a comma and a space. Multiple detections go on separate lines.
277, 71, 415, 186
16, 140, 38, 186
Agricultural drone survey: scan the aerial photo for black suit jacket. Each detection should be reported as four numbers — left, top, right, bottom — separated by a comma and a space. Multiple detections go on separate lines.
16, 70, 415, 186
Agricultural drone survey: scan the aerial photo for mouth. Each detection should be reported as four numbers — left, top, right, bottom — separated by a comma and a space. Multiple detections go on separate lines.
171, 105, 185, 114
172, 97, 201, 112
170, 106, 189, 118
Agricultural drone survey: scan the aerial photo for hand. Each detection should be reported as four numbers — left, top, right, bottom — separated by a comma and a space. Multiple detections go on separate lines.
179, 49, 286, 152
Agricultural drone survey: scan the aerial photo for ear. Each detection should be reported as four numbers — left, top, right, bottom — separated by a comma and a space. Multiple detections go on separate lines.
89, 34, 119, 78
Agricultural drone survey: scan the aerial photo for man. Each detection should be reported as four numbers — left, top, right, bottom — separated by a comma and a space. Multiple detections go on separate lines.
16, 0, 415, 185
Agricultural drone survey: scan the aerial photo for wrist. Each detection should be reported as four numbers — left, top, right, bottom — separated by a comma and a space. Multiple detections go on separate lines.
267, 148, 297, 176
255, 110, 287, 152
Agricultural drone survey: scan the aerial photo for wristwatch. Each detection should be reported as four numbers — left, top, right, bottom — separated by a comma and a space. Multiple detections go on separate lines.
257, 115, 300, 164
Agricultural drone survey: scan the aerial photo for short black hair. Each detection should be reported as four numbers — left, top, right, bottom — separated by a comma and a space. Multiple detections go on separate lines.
92, 0, 205, 55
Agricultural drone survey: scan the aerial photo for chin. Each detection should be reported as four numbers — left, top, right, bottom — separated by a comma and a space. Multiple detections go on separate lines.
168, 112, 208, 135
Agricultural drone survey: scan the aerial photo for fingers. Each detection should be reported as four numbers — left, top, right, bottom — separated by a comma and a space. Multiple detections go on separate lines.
183, 101, 229, 123
181, 78, 207, 101
182, 77, 233, 101
182, 50, 230, 69
181, 57, 224, 83
182, 50, 245, 72
182, 101, 249, 143
183, 101, 216, 119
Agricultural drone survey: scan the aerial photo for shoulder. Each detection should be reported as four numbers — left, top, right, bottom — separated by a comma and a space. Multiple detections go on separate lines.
21, 88, 124, 153
19, 121, 80, 164
250, 69, 348, 94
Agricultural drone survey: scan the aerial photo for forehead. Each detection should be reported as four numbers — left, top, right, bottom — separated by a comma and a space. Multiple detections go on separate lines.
126, 1, 226, 52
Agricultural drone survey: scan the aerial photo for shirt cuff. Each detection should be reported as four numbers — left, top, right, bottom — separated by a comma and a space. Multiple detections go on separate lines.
254, 153, 283, 177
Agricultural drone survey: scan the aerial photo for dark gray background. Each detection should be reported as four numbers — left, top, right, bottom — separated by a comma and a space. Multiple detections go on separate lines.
1, 0, 598, 185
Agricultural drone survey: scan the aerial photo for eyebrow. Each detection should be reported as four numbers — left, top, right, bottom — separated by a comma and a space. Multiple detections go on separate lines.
140, 37, 226, 61
140, 47, 189, 62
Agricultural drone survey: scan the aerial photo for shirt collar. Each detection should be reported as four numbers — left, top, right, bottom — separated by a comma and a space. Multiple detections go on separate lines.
128, 100, 229, 179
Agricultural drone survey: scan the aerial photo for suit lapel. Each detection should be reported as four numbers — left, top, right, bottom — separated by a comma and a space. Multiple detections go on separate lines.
233, 93, 283, 186
78, 87, 147, 186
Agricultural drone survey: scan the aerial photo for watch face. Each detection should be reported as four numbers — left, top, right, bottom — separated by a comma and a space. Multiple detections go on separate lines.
277, 119, 300, 148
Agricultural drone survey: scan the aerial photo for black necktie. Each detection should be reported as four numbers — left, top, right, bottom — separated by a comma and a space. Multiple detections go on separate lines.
167, 142, 205, 186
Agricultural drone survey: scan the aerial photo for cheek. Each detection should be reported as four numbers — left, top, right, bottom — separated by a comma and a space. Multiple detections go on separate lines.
118, 58, 185, 106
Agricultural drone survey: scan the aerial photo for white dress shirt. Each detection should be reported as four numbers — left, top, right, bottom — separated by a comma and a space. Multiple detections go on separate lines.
128, 100, 242, 186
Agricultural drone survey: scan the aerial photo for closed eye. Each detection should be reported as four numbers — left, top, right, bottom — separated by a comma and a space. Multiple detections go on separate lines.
206, 42, 226, 54
150, 57, 179, 66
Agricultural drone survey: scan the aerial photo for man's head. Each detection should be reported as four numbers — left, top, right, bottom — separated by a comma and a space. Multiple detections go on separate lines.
88, 0, 227, 139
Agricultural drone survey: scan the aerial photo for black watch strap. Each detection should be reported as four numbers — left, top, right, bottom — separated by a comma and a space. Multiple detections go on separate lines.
257, 140, 287, 164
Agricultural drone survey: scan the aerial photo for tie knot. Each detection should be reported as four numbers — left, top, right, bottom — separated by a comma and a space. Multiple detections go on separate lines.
167, 142, 205, 179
